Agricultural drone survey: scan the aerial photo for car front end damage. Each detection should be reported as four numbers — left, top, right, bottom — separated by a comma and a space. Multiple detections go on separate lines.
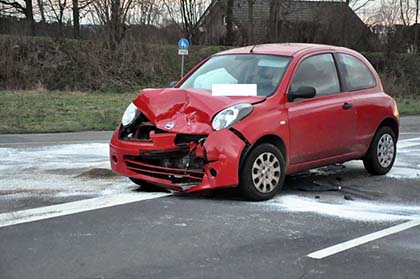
109, 88, 261, 192
110, 120, 246, 192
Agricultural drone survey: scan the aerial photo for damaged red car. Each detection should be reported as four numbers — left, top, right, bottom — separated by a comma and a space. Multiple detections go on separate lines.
110, 43, 399, 201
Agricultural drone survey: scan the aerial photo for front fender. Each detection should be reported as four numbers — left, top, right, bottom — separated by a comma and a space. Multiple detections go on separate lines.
233, 104, 290, 164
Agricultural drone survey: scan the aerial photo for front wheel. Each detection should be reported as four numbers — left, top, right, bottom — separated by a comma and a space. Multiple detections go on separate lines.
363, 126, 397, 175
239, 143, 286, 201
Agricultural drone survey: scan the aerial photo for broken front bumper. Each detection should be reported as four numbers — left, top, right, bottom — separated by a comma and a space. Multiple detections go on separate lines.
109, 127, 246, 192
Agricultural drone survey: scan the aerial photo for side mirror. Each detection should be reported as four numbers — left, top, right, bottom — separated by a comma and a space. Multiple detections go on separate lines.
169, 81, 177, 88
288, 86, 316, 102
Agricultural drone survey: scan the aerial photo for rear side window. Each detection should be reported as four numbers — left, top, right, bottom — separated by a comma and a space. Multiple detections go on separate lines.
338, 54, 376, 91
290, 54, 340, 97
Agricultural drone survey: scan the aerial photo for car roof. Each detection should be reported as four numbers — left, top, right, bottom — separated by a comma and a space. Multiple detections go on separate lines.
215, 43, 350, 57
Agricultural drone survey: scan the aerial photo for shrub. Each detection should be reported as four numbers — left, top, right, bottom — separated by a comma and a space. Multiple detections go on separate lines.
0, 35, 229, 92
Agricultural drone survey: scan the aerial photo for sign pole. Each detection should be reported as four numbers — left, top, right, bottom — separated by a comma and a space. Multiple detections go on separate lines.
177, 38, 189, 80
181, 54, 184, 79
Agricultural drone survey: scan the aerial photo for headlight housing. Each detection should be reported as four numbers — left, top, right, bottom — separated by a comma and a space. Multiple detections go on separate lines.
212, 103, 253, 131
122, 103, 139, 126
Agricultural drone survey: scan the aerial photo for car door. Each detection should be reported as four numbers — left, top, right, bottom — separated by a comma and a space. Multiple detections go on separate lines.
286, 53, 357, 165
335, 53, 381, 153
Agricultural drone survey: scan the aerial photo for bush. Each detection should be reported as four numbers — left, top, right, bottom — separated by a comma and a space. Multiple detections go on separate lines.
364, 52, 420, 98
0, 35, 229, 92
0, 34, 419, 98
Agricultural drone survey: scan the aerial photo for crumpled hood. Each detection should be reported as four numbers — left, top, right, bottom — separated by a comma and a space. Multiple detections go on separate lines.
133, 88, 265, 134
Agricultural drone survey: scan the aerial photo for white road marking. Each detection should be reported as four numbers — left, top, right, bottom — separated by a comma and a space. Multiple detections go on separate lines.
397, 137, 420, 149
398, 136, 420, 143
0, 192, 171, 228
400, 132, 420, 135
398, 142, 420, 149
0, 140, 109, 146
307, 219, 420, 259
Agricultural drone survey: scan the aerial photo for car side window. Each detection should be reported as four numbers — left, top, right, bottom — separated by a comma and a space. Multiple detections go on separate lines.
290, 53, 340, 97
337, 53, 376, 91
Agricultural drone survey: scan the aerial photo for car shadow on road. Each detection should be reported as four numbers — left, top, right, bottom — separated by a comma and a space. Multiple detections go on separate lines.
171, 163, 385, 202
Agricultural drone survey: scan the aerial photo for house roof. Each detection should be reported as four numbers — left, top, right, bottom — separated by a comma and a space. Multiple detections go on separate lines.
198, 0, 224, 27
279, 1, 349, 23
198, 0, 365, 27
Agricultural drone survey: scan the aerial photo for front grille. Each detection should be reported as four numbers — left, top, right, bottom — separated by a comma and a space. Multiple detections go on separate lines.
175, 134, 207, 147
124, 150, 204, 186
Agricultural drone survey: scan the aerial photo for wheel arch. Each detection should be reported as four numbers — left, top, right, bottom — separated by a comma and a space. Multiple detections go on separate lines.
239, 134, 287, 170
364, 117, 399, 158
377, 117, 399, 140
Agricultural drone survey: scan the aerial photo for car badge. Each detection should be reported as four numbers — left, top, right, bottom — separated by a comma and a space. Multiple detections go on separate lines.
165, 122, 175, 130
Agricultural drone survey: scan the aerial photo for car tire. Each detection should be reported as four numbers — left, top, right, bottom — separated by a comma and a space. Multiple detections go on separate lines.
129, 178, 170, 192
239, 143, 286, 201
363, 126, 397, 175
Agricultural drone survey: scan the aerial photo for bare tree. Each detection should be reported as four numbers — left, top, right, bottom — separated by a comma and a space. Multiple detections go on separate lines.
414, 0, 419, 51
46, 0, 70, 35
164, 0, 206, 43
72, 0, 92, 38
0, 0, 35, 34
37, 0, 47, 23
348, 0, 373, 12
368, 0, 400, 27
73, 0, 80, 37
397, 0, 419, 51
366, 0, 416, 52
92, 0, 135, 50
131, 0, 164, 25
398, 0, 417, 26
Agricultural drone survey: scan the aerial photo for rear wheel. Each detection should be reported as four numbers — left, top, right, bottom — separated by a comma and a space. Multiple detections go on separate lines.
129, 178, 169, 192
239, 143, 286, 201
363, 126, 396, 175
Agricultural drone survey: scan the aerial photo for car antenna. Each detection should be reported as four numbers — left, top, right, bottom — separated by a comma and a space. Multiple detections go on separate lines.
250, 45, 257, 53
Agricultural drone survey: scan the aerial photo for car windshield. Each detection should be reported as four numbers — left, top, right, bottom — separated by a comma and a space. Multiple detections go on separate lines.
180, 54, 291, 97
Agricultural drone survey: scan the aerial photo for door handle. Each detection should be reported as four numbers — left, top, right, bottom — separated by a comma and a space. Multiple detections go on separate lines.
342, 102, 353, 110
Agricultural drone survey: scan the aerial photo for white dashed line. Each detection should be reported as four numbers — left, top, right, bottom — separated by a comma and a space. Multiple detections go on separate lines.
307, 219, 420, 259
0, 192, 171, 228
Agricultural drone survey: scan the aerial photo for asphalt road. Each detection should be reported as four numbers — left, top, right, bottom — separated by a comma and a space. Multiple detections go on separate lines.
1, 116, 420, 279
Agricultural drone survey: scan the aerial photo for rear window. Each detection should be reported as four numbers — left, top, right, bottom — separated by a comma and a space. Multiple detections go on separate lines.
338, 54, 376, 91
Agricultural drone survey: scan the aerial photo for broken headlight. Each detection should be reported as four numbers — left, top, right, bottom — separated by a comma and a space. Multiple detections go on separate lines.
122, 103, 139, 126
212, 103, 253, 131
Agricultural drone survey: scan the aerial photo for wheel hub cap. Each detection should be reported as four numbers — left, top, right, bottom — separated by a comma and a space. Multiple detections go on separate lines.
377, 134, 394, 168
251, 152, 281, 193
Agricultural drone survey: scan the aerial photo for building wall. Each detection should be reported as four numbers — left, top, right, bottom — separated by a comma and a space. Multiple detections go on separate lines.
199, 3, 228, 45
231, 0, 271, 43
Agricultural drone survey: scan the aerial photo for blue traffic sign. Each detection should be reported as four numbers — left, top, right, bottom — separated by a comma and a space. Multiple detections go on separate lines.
178, 38, 190, 49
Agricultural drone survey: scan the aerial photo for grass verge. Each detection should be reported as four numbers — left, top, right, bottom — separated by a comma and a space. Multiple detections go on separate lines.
0, 91, 419, 134
396, 97, 420, 115
0, 90, 138, 133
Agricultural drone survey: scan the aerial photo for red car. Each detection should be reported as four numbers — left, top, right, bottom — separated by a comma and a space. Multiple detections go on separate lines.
110, 43, 399, 201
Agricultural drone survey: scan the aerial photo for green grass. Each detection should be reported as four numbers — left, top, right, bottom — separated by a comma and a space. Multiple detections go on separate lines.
396, 98, 420, 115
0, 90, 138, 133
0, 91, 419, 134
